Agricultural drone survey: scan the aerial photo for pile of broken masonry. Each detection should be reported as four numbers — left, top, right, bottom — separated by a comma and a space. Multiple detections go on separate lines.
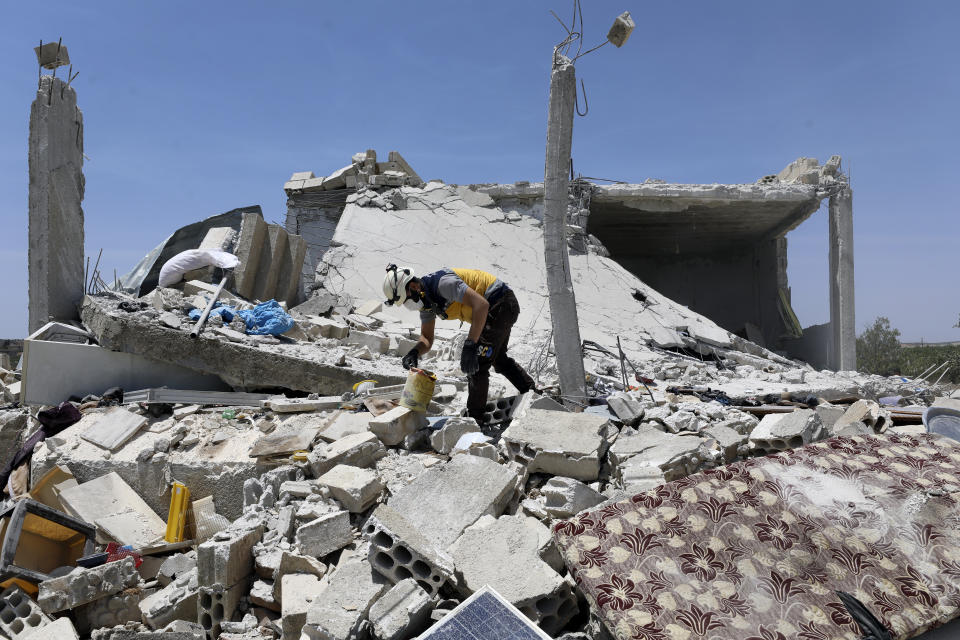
3, 152, 960, 640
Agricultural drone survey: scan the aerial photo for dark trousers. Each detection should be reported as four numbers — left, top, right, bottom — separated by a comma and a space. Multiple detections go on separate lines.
467, 290, 536, 423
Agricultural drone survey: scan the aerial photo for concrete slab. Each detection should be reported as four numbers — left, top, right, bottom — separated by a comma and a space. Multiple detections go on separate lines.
609, 425, 702, 484
295, 511, 352, 559
234, 212, 267, 300
58, 471, 167, 548
448, 514, 577, 636
79, 295, 406, 394
369, 406, 427, 446
319, 411, 373, 442
80, 406, 148, 451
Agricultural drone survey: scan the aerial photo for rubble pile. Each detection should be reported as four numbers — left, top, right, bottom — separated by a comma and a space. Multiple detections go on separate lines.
4, 150, 959, 640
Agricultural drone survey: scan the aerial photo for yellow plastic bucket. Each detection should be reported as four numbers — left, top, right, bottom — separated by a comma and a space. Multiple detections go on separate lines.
399, 368, 436, 412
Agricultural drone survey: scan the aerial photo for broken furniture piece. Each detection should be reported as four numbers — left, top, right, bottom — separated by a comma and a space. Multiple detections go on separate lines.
0, 499, 95, 593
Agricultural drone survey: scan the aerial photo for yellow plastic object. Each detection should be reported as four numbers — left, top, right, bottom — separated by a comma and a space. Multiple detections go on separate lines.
399, 368, 436, 413
164, 482, 191, 543
291, 450, 309, 462
353, 379, 377, 394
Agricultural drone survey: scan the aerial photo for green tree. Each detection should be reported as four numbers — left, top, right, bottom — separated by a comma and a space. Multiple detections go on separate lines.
856, 317, 902, 375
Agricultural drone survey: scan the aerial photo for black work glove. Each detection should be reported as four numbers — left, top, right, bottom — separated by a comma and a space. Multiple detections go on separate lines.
401, 347, 419, 370
460, 339, 480, 375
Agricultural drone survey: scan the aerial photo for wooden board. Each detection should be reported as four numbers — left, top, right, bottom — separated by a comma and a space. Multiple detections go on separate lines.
80, 407, 148, 451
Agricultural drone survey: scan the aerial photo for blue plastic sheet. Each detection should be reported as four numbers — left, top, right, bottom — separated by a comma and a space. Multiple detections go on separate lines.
188, 299, 294, 336
237, 300, 295, 336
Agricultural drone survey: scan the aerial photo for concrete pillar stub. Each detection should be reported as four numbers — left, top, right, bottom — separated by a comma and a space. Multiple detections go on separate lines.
828, 186, 855, 370
543, 55, 586, 407
28, 76, 85, 332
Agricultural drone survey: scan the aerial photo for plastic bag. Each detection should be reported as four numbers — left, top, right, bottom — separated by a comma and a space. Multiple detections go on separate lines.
158, 249, 240, 288
237, 300, 295, 336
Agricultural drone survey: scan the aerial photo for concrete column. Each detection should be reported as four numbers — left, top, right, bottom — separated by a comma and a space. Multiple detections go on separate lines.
828, 186, 856, 370
543, 55, 586, 407
28, 76, 85, 332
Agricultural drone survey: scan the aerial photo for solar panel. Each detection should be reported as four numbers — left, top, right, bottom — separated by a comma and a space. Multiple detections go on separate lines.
419, 586, 552, 640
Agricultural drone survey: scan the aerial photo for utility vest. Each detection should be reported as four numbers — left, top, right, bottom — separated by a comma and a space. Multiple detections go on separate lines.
419, 268, 499, 324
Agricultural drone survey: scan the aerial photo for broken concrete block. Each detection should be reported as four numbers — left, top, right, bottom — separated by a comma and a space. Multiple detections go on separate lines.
319, 411, 372, 442
316, 464, 383, 512
38, 556, 140, 613
0, 586, 52, 638
702, 424, 747, 463
355, 300, 383, 317
429, 417, 481, 455
368, 578, 433, 640
278, 480, 319, 498
816, 403, 847, 434
197, 523, 263, 588
448, 515, 577, 636
369, 406, 427, 447
609, 425, 702, 484
301, 559, 389, 640
75, 590, 142, 635
345, 329, 390, 354
80, 406, 149, 451
198, 580, 247, 639
500, 409, 612, 481
248, 579, 280, 613
22, 616, 77, 640
831, 400, 883, 436
606, 393, 644, 426
749, 408, 824, 452
542, 477, 605, 519
662, 410, 705, 434
273, 551, 327, 598
295, 510, 353, 559
139, 567, 199, 630
308, 431, 386, 477
281, 573, 323, 640
158, 551, 197, 587
363, 505, 455, 595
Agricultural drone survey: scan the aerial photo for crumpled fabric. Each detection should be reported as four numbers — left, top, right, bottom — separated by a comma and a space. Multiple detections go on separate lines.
188, 299, 294, 336
1, 402, 82, 491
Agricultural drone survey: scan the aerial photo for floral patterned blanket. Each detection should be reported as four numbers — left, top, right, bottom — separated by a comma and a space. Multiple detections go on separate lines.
553, 433, 960, 640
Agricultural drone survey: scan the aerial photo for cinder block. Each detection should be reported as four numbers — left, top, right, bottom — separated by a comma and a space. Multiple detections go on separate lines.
369, 406, 427, 446
22, 616, 76, 640
272, 551, 326, 602
0, 586, 52, 638
749, 409, 824, 453
363, 505, 454, 596
198, 579, 248, 639
74, 590, 141, 636
368, 578, 432, 640
295, 510, 353, 559
316, 465, 383, 513
197, 525, 263, 588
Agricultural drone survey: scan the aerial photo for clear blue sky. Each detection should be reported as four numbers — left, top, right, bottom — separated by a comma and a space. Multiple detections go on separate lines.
1, 1, 957, 342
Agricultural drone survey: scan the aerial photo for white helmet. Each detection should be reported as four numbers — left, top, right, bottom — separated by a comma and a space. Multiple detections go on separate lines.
382, 264, 417, 306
